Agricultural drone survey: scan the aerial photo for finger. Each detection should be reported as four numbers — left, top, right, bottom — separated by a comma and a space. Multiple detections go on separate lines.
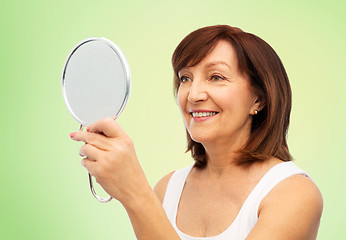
71, 131, 112, 150
79, 144, 103, 161
87, 118, 126, 138
81, 157, 97, 175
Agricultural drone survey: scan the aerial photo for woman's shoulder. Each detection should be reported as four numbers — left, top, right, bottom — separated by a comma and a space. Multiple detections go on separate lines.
153, 171, 175, 203
260, 172, 323, 214
153, 165, 194, 203
251, 164, 323, 239
259, 159, 323, 222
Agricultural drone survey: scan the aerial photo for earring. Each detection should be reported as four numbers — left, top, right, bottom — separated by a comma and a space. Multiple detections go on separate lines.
254, 110, 258, 115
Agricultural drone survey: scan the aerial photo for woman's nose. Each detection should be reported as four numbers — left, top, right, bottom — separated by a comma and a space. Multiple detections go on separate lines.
187, 80, 208, 104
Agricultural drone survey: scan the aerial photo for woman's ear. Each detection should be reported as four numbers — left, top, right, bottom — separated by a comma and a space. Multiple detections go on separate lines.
251, 93, 266, 115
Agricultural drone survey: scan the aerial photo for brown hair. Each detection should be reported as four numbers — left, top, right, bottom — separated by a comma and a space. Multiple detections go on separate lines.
172, 25, 292, 168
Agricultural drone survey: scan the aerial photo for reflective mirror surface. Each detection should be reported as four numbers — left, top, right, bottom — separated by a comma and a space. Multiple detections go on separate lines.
62, 38, 131, 127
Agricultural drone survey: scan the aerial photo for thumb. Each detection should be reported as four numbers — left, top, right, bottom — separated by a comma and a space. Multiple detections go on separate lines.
87, 117, 126, 138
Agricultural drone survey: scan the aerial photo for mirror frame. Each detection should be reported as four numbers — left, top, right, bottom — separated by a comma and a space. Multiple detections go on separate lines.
61, 37, 131, 126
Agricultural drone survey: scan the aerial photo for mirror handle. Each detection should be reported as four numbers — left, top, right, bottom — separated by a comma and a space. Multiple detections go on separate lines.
79, 125, 112, 203
88, 173, 112, 203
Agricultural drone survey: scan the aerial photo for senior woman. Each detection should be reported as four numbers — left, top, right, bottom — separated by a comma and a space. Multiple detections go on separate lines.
70, 25, 323, 240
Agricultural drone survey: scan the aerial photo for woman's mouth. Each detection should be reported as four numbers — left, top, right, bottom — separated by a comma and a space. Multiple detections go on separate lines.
191, 112, 218, 117
190, 111, 219, 122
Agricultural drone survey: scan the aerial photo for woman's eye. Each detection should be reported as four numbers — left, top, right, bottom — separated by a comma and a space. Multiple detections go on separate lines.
210, 75, 224, 81
180, 76, 191, 83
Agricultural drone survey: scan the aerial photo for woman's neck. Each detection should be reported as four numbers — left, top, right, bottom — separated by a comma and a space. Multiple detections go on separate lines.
201, 132, 250, 178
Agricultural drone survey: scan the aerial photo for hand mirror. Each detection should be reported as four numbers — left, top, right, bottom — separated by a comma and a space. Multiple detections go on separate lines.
62, 37, 131, 203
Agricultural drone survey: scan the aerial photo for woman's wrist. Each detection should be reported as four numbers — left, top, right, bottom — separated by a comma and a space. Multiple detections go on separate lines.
121, 184, 158, 213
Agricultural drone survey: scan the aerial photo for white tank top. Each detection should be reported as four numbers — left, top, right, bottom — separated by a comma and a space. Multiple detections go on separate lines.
163, 161, 310, 240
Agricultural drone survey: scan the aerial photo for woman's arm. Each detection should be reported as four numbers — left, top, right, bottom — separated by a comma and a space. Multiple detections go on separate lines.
71, 118, 181, 240
246, 174, 323, 240
124, 186, 181, 240
124, 172, 178, 240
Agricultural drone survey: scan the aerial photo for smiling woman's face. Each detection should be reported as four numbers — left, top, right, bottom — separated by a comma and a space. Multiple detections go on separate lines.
177, 40, 261, 147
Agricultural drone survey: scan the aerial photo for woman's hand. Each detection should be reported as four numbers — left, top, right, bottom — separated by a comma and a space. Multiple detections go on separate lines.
70, 118, 151, 207
69, 118, 182, 240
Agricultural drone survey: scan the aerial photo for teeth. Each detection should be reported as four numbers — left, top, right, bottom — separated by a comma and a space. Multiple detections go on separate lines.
192, 112, 217, 117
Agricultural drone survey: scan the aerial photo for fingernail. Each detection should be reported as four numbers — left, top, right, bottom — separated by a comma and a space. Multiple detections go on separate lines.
70, 132, 76, 138
86, 126, 90, 132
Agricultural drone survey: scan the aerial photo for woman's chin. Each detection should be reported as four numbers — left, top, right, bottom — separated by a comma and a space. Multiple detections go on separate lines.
189, 133, 215, 144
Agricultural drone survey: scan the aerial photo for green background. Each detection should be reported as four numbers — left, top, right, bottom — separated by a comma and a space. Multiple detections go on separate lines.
1, 0, 345, 239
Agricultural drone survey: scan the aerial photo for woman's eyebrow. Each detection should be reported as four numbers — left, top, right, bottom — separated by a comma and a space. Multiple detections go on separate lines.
178, 68, 191, 76
204, 61, 232, 69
